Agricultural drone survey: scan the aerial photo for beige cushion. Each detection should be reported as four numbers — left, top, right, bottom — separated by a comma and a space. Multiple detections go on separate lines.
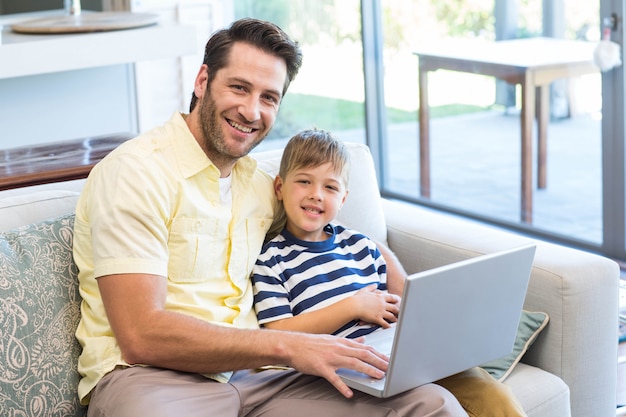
0, 191, 79, 232
504, 363, 570, 417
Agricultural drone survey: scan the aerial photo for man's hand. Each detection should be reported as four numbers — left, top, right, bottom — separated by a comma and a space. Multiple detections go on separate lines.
284, 332, 389, 398
351, 284, 401, 328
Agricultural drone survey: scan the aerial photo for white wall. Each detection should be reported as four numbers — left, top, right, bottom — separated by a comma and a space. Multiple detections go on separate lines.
129, 0, 234, 132
0, 65, 137, 148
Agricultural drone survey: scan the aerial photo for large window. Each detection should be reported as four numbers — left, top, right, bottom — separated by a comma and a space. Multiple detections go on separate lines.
379, 0, 604, 247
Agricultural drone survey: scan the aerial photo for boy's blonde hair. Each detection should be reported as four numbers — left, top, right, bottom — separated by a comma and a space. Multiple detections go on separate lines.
278, 128, 351, 187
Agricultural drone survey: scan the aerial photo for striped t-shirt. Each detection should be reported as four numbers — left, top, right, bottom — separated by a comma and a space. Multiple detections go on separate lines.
252, 223, 387, 338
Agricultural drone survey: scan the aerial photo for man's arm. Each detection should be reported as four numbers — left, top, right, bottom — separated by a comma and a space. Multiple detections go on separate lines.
98, 272, 388, 398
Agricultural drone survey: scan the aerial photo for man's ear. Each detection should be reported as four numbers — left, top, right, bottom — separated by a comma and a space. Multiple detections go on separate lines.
193, 64, 209, 99
274, 175, 284, 200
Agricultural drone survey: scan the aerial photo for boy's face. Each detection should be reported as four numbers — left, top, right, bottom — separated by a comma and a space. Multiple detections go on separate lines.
275, 162, 348, 242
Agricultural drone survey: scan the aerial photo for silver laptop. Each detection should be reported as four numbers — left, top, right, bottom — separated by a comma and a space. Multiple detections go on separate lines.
337, 244, 536, 398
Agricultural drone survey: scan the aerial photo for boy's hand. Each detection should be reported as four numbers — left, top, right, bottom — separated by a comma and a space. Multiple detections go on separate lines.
352, 284, 401, 328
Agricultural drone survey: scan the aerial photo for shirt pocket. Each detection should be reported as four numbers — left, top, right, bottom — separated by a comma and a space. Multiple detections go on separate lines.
243, 217, 273, 274
168, 217, 229, 282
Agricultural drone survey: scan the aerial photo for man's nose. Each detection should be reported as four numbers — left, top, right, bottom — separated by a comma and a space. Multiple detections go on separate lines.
238, 96, 261, 122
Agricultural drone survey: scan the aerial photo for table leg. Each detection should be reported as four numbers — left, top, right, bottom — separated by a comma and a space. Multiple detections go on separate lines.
520, 76, 534, 224
418, 67, 430, 198
537, 84, 549, 189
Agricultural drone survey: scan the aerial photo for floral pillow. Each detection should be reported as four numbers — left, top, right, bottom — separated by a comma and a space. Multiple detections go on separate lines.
0, 213, 86, 417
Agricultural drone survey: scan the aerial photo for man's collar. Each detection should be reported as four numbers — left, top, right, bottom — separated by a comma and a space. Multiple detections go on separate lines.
171, 112, 257, 180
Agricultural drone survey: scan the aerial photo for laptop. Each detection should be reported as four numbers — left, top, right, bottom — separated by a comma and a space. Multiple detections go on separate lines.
336, 244, 536, 398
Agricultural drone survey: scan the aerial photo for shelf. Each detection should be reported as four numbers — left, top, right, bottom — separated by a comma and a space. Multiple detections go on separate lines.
0, 10, 197, 79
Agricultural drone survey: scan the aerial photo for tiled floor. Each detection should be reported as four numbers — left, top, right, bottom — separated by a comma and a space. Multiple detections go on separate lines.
382, 110, 603, 244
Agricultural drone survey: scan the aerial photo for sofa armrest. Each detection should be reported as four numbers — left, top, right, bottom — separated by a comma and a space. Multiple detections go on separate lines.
381, 199, 619, 417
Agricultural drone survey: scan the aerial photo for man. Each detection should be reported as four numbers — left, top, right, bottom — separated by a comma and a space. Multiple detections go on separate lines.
73, 18, 468, 416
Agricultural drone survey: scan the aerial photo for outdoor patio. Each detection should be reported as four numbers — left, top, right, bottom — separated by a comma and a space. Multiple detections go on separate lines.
383, 109, 602, 244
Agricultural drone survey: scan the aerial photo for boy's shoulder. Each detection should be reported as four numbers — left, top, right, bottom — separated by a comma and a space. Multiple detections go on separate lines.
333, 223, 371, 241
261, 231, 288, 250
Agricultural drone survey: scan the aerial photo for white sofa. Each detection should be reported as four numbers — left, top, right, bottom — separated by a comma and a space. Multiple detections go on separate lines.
0, 142, 619, 417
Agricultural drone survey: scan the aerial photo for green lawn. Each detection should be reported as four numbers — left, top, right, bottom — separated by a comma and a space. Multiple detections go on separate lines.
271, 93, 490, 139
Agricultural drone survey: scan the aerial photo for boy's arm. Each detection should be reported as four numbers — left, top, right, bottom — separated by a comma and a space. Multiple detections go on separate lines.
374, 240, 407, 296
263, 285, 400, 333
263, 296, 361, 334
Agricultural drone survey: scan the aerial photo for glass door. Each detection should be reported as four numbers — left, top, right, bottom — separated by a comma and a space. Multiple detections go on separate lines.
379, 0, 617, 256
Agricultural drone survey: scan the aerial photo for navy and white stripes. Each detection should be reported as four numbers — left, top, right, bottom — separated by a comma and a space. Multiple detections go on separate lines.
252, 224, 386, 338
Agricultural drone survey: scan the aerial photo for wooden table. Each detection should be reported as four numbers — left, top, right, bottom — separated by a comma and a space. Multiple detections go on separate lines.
0, 133, 134, 191
414, 37, 598, 223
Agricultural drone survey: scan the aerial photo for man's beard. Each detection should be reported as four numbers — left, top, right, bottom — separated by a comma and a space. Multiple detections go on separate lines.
198, 87, 269, 164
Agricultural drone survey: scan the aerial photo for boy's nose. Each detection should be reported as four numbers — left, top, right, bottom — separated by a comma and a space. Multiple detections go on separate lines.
309, 186, 323, 201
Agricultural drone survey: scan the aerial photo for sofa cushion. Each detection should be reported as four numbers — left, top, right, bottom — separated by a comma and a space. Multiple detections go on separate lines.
0, 213, 86, 417
504, 363, 571, 417
0, 190, 80, 232
253, 142, 388, 244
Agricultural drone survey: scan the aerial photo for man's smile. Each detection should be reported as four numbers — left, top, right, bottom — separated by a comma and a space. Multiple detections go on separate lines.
227, 118, 256, 134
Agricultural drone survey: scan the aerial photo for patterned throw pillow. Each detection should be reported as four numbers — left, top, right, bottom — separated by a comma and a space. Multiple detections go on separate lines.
0, 213, 86, 417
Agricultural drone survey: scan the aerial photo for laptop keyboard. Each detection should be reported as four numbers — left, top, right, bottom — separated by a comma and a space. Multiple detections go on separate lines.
364, 326, 396, 356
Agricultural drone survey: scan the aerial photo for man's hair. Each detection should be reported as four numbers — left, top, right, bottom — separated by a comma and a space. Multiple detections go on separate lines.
279, 128, 351, 187
189, 18, 303, 112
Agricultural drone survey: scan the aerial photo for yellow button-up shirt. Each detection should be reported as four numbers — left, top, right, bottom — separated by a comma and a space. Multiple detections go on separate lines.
73, 112, 278, 404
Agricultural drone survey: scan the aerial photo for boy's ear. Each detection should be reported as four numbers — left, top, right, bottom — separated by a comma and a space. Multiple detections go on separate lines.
274, 175, 284, 200
340, 190, 348, 208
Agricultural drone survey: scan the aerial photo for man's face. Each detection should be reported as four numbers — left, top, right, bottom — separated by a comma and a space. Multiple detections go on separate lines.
195, 42, 287, 169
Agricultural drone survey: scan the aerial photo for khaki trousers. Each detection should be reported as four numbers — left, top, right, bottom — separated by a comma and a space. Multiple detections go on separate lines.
436, 367, 527, 417
87, 366, 468, 417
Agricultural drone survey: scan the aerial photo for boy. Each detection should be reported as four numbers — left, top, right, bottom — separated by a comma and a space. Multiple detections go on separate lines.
252, 128, 528, 417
